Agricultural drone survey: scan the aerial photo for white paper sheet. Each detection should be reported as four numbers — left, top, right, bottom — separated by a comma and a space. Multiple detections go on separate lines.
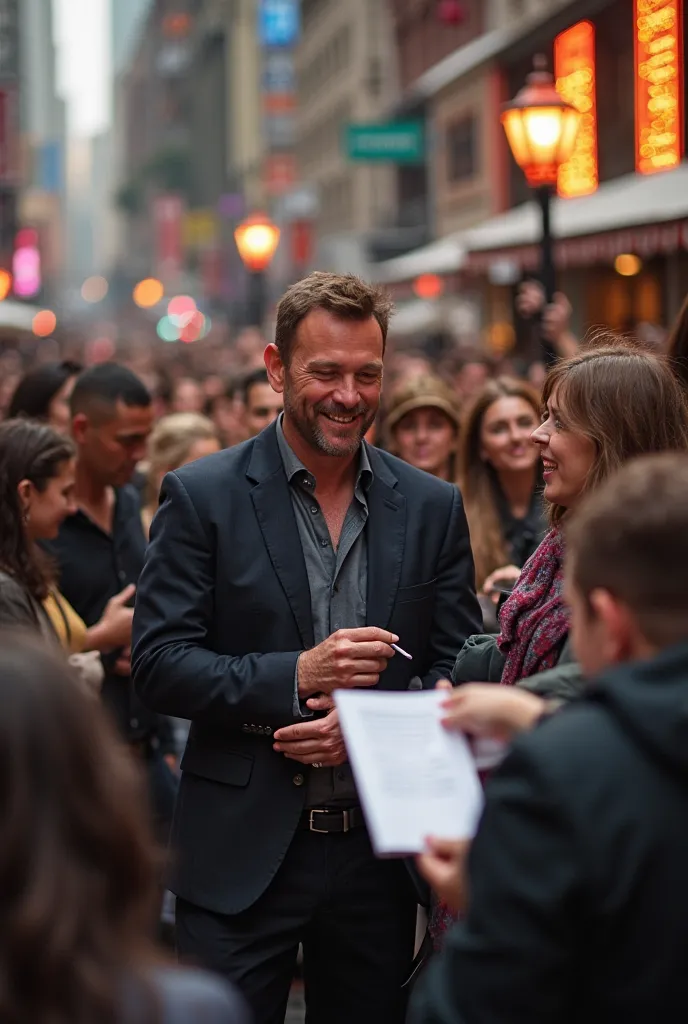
334, 689, 484, 857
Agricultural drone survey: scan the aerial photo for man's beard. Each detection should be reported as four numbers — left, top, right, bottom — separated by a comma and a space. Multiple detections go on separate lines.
283, 386, 376, 457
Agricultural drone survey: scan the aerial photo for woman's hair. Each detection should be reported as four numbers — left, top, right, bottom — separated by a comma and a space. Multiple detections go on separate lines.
145, 412, 219, 506
459, 377, 542, 587
8, 360, 82, 421
543, 339, 688, 525
0, 635, 162, 1024
667, 292, 688, 393
0, 419, 75, 600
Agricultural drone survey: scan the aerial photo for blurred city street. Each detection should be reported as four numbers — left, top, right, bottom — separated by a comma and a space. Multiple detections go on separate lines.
2, 2, 687, 1023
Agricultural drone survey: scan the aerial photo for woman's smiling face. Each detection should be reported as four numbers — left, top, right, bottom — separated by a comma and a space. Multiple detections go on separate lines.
530, 386, 596, 509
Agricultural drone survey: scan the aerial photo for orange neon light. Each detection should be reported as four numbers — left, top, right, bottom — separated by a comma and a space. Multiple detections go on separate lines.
634, 0, 684, 175
555, 21, 598, 198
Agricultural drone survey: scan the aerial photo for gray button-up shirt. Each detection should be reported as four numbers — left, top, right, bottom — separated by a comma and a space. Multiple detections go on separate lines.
276, 415, 371, 808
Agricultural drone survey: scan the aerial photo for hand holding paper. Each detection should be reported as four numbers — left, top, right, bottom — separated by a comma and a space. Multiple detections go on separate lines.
334, 689, 484, 857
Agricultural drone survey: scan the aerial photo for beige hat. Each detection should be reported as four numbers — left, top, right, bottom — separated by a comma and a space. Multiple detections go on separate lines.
385, 375, 461, 433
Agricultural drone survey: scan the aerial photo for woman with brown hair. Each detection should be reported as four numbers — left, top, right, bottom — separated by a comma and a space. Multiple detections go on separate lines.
452, 342, 688, 696
458, 377, 545, 598
0, 635, 248, 1023
0, 419, 134, 681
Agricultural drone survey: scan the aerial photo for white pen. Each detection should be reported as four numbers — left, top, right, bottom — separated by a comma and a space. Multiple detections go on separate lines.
391, 642, 412, 661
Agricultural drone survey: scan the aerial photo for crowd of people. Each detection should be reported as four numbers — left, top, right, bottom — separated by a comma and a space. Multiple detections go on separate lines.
1, 271, 688, 1023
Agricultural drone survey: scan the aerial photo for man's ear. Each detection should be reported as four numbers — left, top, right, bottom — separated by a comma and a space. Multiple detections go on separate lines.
588, 588, 637, 664
264, 344, 285, 395
71, 411, 89, 444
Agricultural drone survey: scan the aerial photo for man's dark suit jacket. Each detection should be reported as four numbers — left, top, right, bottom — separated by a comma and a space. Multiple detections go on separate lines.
132, 424, 481, 916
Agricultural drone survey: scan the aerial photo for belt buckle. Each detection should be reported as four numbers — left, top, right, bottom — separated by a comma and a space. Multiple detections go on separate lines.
309, 809, 330, 834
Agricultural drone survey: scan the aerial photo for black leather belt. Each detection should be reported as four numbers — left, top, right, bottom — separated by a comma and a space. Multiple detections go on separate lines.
299, 807, 365, 834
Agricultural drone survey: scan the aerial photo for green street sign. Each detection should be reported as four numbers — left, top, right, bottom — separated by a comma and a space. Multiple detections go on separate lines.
344, 121, 425, 163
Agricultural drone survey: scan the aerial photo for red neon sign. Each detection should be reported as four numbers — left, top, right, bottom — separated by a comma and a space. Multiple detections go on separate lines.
555, 20, 598, 198
634, 0, 684, 175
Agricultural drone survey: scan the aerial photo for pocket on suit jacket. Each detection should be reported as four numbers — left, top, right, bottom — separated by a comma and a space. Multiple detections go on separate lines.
396, 579, 437, 604
180, 746, 254, 787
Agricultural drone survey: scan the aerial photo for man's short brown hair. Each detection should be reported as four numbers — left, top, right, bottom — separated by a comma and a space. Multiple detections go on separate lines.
567, 453, 688, 648
274, 272, 393, 365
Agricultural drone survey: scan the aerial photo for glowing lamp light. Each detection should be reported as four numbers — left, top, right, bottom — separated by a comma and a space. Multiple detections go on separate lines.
133, 277, 164, 309
614, 253, 642, 277
32, 310, 57, 338
234, 213, 280, 273
156, 316, 180, 342
0, 269, 12, 301
413, 274, 444, 300
501, 56, 582, 188
81, 275, 109, 303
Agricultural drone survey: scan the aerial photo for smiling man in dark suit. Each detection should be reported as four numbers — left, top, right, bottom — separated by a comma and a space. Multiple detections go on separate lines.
132, 272, 481, 1024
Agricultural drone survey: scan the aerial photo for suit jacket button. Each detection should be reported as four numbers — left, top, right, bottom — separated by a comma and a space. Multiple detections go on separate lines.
257, 726, 265, 735
265, 726, 273, 737
242, 724, 250, 733
293, 774, 305, 786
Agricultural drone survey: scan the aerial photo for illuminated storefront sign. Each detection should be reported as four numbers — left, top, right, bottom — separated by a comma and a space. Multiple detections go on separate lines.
555, 20, 598, 198
634, 0, 684, 175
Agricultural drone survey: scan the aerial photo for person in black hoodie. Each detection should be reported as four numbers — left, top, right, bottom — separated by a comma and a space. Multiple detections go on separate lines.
410, 451, 688, 1024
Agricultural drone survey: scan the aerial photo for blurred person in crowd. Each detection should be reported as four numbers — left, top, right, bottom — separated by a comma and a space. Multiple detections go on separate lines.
516, 278, 579, 361
44, 363, 178, 839
453, 356, 492, 405
385, 375, 461, 482
0, 420, 135, 691
385, 350, 434, 390
0, 635, 250, 1024
242, 367, 284, 438
171, 376, 206, 414
453, 343, 688, 703
8, 359, 82, 434
412, 453, 688, 1024
132, 272, 481, 1024
207, 377, 248, 448
459, 378, 544, 600
142, 413, 221, 536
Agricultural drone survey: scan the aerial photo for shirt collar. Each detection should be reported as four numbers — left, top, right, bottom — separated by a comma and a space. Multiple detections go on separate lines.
276, 414, 373, 495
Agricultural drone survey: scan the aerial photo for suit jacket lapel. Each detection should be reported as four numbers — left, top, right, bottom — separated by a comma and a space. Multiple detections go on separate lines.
365, 450, 405, 632
248, 428, 314, 650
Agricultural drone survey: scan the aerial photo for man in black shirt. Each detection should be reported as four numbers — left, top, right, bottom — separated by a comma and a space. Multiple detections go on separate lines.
46, 362, 177, 835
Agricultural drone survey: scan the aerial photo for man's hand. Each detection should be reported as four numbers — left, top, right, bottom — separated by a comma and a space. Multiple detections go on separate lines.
416, 837, 470, 915
273, 710, 347, 766
297, 627, 398, 699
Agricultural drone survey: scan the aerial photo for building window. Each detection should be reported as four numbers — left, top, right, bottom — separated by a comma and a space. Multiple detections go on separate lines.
446, 115, 478, 183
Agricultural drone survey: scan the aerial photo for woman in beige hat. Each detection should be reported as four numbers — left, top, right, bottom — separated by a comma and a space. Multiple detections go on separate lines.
385, 376, 462, 483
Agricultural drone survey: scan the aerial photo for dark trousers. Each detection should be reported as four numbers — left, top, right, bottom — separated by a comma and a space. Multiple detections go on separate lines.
176, 826, 417, 1024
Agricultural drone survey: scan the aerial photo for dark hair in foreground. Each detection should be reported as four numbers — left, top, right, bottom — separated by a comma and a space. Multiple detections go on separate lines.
8, 360, 82, 421
667, 292, 688, 393
0, 419, 75, 600
275, 271, 393, 365
70, 362, 151, 420
542, 340, 688, 525
567, 453, 688, 648
0, 636, 162, 1024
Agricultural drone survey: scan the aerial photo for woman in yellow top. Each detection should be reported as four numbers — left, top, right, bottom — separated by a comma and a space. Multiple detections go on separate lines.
0, 420, 133, 687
